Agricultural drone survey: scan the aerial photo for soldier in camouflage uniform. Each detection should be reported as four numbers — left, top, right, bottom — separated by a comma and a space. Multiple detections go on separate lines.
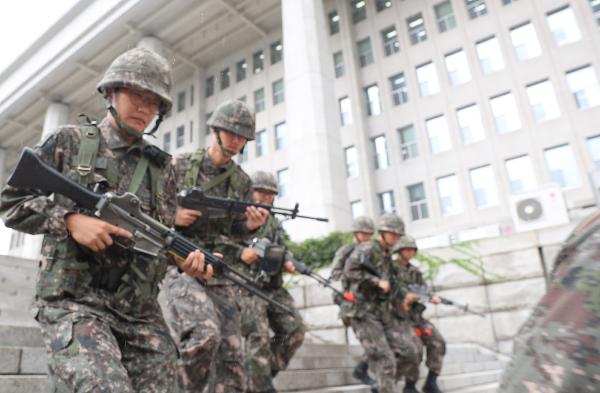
498, 210, 600, 393
239, 170, 306, 393
163, 100, 268, 393
343, 213, 422, 393
392, 235, 445, 393
0, 47, 210, 392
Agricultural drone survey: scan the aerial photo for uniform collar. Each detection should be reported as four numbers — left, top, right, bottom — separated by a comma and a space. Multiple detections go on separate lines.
100, 117, 146, 151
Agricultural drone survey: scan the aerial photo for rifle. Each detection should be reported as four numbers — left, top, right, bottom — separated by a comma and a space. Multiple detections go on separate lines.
7, 147, 293, 315
408, 284, 485, 318
179, 187, 329, 222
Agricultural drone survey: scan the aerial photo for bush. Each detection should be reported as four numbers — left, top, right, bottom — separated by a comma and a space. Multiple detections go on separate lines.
285, 231, 353, 270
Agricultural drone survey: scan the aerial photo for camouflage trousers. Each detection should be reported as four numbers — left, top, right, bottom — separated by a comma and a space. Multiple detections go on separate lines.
37, 297, 177, 393
351, 315, 422, 393
164, 268, 245, 393
405, 318, 446, 382
239, 286, 305, 393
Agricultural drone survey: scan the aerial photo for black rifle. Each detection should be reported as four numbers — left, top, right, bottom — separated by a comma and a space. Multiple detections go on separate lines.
179, 187, 329, 222
408, 284, 485, 318
7, 147, 293, 315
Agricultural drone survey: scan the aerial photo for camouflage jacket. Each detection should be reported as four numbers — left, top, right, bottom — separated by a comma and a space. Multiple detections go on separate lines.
0, 118, 177, 318
252, 214, 287, 289
393, 260, 427, 322
498, 210, 600, 392
330, 243, 356, 284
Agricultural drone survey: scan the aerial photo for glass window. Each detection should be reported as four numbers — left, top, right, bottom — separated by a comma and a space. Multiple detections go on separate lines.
390, 73, 409, 106
345, 146, 359, 177
506, 155, 536, 193
205, 76, 214, 97
256, 130, 267, 157
190, 85, 194, 106
176, 126, 184, 148
351, 201, 364, 219
547, 7, 581, 46
205, 112, 212, 135
510, 22, 542, 61
445, 50, 471, 86
357, 37, 374, 67
466, 0, 487, 19
237, 147, 249, 164
372, 135, 389, 169
238, 96, 246, 103
339, 96, 353, 126
270, 40, 283, 65
587, 135, 600, 170
416, 62, 440, 97
329, 10, 340, 34
590, 0, 600, 27
220, 67, 230, 90
189, 121, 193, 142
476, 36, 505, 74
333, 51, 345, 78
381, 26, 400, 56
566, 66, 600, 109
275, 122, 286, 150
437, 174, 463, 216
277, 168, 289, 197
254, 88, 265, 113
407, 183, 429, 220
351, 0, 367, 24
407, 13, 427, 45
490, 92, 521, 133
376, 0, 392, 12
378, 190, 396, 214
236, 59, 247, 82
470, 165, 499, 208
163, 132, 171, 153
253, 50, 264, 74
399, 125, 419, 160
435, 1, 456, 33
502, 0, 517, 4
526, 80, 561, 123
426, 115, 452, 154
364, 84, 381, 116
177, 91, 186, 112
272, 79, 284, 105
544, 144, 580, 189
457, 104, 485, 144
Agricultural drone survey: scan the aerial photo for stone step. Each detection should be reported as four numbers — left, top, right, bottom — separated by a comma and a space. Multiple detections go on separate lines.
0, 325, 43, 347
0, 346, 48, 374
283, 384, 372, 393
294, 343, 362, 357
275, 368, 356, 391
287, 354, 361, 370
0, 308, 38, 327
436, 369, 503, 391
0, 375, 50, 393
450, 382, 499, 393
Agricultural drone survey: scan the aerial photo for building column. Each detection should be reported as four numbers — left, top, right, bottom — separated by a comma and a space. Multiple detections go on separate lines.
42, 102, 70, 140
282, 0, 351, 239
137, 36, 168, 59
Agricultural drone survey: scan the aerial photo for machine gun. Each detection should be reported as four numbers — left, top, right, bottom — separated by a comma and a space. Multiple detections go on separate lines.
408, 284, 485, 318
7, 147, 293, 315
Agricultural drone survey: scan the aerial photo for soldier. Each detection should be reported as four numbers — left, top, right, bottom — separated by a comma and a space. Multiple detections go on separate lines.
0, 47, 210, 392
498, 210, 600, 392
163, 99, 268, 393
239, 170, 306, 393
392, 235, 445, 393
343, 213, 422, 393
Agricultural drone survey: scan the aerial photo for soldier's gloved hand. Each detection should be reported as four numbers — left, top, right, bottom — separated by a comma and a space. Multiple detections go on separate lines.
284, 260, 296, 273
175, 207, 202, 227
378, 279, 391, 294
431, 295, 441, 305
245, 206, 269, 231
65, 213, 132, 252
241, 247, 258, 264
177, 249, 213, 280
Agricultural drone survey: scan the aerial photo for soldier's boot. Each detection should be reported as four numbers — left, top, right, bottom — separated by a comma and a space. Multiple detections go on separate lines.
403, 380, 421, 393
422, 371, 442, 393
352, 361, 376, 387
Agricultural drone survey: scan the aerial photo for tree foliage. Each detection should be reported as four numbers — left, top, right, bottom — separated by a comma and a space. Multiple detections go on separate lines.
285, 231, 353, 269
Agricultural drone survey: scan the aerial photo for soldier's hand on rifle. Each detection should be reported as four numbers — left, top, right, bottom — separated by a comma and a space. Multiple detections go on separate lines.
65, 213, 132, 252
245, 206, 269, 230
175, 207, 202, 227
177, 249, 213, 280
284, 260, 296, 273
241, 247, 258, 264
403, 292, 418, 305
431, 295, 441, 305
378, 279, 391, 294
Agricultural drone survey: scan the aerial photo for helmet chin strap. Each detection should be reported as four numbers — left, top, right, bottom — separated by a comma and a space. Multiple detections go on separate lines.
215, 129, 237, 158
103, 93, 164, 141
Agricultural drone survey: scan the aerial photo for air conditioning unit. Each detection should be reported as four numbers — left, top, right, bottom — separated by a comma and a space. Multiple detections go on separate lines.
509, 185, 569, 232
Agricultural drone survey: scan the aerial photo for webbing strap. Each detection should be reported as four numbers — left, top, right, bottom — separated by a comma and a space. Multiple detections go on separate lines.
128, 156, 149, 195
75, 124, 100, 187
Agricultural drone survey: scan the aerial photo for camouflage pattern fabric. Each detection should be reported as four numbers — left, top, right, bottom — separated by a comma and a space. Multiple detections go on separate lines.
498, 210, 600, 393
0, 119, 178, 391
207, 100, 256, 140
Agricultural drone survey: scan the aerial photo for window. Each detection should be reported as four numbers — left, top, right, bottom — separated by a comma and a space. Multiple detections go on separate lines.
426, 115, 452, 154
502, 0, 517, 4
456, 104, 485, 144
476, 37, 505, 74
272, 79, 284, 105
163, 132, 171, 153
505, 155, 536, 193
329, 11, 340, 34
339, 97, 353, 126
470, 165, 499, 208
176, 126, 184, 149
237, 147, 249, 164
351, 201, 364, 219
256, 130, 267, 157
590, 0, 600, 27
238, 96, 246, 103
254, 88, 265, 113
364, 84, 381, 116
345, 146, 359, 177
220, 67, 230, 90
399, 125, 418, 160
407, 13, 427, 45
509, 22, 542, 61
357, 38, 374, 67
351, 0, 367, 24
333, 51, 345, 78
378, 191, 396, 214
435, 1, 456, 33
205, 76, 214, 97
445, 50, 471, 86
407, 183, 429, 220
190, 85, 194, 106
416, 62, 440, 97
189, 121, 193, 143
566, 66, 600, 109
177, 91, 186, 112
544, 144, 580, 189
587, 136, 600, 170
236, 59, 247, 82
277, 168, 289, 197
547, 7, 581, 46
437, 174, 463, 216
372, 135, 389, 169
205, 112, 212, 135
381, 26, 400, 56
390, 73, 408, 105
270, 40, 283, 64
490, 92, 521, 133
376, 0, 392, 12
253, 50, 264, 74
275, 122, 287, 150
526, 80, 561, 123
466, 0, 487, 19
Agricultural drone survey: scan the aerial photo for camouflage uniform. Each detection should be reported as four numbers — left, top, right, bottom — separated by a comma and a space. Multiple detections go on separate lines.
498, 211, 600, 393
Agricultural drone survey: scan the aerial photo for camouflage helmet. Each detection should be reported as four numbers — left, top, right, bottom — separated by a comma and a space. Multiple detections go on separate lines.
97, 47, 173, 114
352, 216, 375, 233
252, 171, 278, 194
207, 100, 255, 140
392, 235, 418, 253
377, 213, 405, 235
